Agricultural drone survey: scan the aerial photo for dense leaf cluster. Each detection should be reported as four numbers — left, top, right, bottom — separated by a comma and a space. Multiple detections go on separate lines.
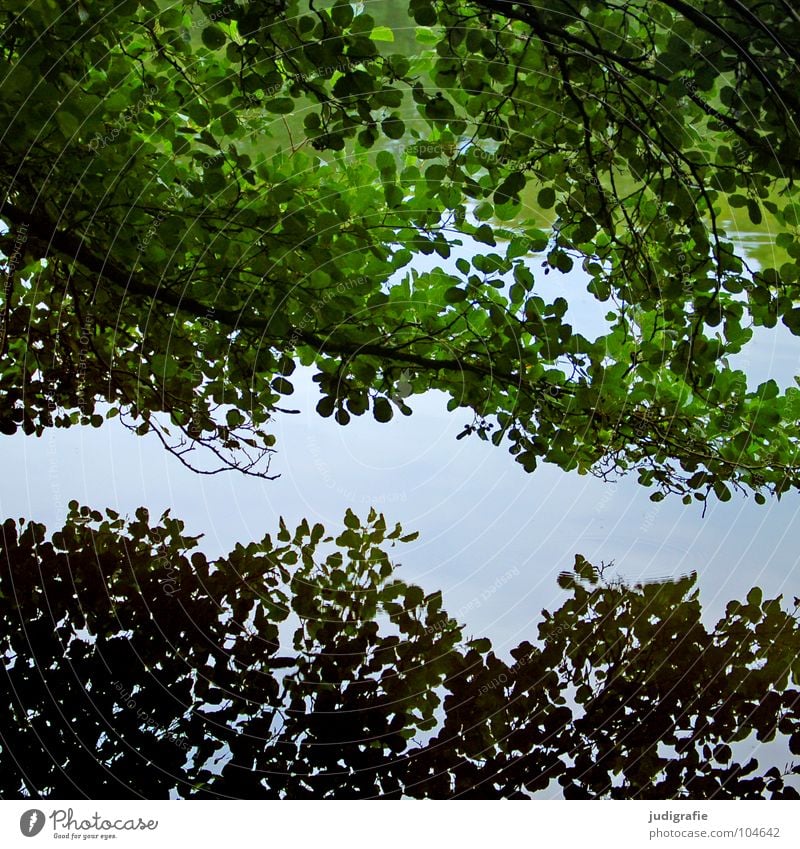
0, 1, 799, 499
1, 508, 799, 799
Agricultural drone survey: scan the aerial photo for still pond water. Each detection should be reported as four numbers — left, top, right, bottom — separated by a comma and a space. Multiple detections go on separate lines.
2, 220, 798, 656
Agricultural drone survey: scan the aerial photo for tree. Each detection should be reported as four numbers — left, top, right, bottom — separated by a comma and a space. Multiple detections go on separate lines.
2, 506, 799, 799
1, 0, 800, 501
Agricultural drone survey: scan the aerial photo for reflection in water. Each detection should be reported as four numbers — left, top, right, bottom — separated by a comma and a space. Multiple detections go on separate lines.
2, 510, 799, 799
556, 569, 698, 591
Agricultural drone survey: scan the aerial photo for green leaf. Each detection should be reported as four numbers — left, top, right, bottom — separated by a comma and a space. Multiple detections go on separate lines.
405, 585, 424, 607
271, 377, 294, 395
373, 397, 393, 422
538, 187, 556, 209
782, 308, 800, 335
201, 26, 227, 50
265, 98, 295, 114
370, 26, 395, 42
474, 201, 493, 221
415, 26, 439, 44
473, 224, 495, 246
376, 151, 395, 172
713, 481, 732, 502
316, 396, 336, 418
331, 1, 354, 27
747, 586, 763, 608
444, 286, 467, 303
55, 110, 80, 138
381, 116, 405, 139
344, 508, 359, 529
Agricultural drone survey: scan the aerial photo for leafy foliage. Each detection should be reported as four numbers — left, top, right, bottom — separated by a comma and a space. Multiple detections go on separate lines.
1, 507, 799, 799
1, 1, 800, 499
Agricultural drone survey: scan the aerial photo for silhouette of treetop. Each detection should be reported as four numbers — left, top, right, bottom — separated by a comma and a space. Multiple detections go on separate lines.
2, 506, 798, 799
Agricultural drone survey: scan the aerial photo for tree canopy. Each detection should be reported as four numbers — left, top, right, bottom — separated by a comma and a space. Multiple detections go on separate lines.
1, 0, 800, 501
2, 506, 799, 799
